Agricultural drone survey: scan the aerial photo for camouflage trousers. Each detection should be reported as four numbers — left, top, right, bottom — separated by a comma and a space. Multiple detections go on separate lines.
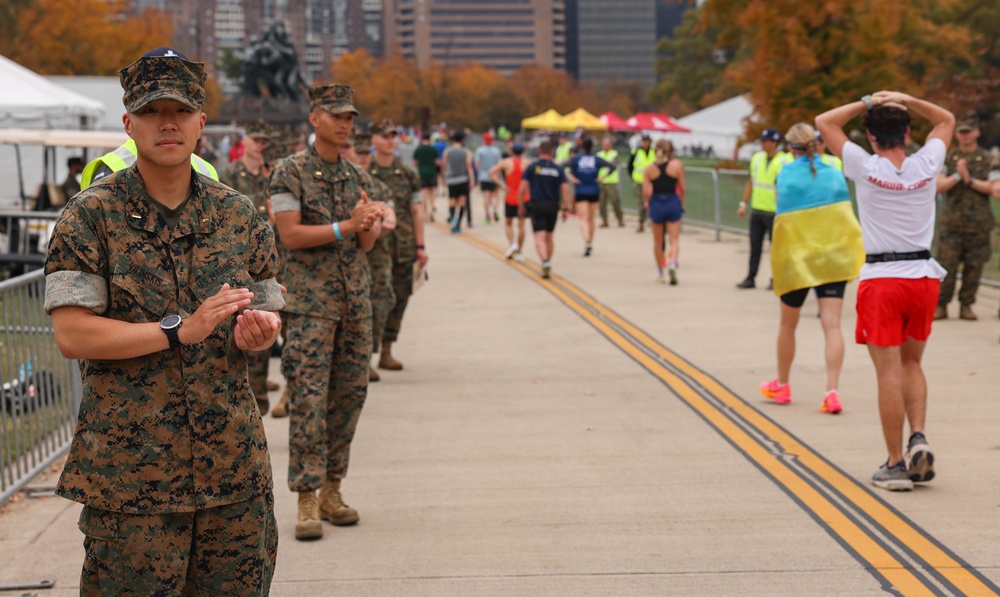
245, 348, 270, 402
283, 313, 371, 492
383, 257, 415, 345
367, 245, 396, 354
599, 183, 623, 224
78, 493, 276, 596
937, 227, 992, 307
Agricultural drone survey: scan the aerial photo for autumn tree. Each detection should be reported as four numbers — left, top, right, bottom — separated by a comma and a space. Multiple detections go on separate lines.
510, 64, 599, 116
2, 0, 171, 75
700, 0, 977, 139
331, 50, 424, 124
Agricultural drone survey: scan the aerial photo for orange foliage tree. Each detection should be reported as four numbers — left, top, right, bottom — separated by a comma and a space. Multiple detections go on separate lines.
701, 0, 977, 139
330, 50, 609, 130
2, 0, 172, 75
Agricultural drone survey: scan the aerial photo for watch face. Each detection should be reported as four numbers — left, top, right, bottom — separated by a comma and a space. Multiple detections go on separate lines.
161, 315, 182, 329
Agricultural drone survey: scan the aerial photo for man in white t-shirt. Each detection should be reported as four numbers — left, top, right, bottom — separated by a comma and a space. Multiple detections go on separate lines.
816, 91, 955, 492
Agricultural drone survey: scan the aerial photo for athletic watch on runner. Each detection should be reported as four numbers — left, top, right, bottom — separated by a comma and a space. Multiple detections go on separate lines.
160, 315, 183, 348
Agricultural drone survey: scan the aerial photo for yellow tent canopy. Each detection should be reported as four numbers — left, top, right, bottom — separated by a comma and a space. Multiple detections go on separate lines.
554, 108, 608, 131
521, 109, 564, 130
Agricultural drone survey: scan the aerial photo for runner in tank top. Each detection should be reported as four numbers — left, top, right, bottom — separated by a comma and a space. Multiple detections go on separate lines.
642, 139, 686, 284
489, 142, 530, 262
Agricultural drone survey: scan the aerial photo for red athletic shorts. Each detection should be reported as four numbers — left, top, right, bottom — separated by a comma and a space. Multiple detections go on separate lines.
855, 277, 940, 346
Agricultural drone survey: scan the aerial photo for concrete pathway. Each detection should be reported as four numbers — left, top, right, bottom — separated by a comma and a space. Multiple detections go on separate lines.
2, 196, 999, 596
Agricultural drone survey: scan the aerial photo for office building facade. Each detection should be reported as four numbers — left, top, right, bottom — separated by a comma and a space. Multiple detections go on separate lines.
385, 0, 566, 77
564, 0, 656, 86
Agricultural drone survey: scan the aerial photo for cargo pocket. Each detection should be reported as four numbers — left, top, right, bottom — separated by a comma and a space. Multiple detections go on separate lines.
77, 506, 120, 595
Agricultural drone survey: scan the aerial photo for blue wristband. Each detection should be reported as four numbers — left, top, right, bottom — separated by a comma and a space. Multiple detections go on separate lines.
332, 221, 343, 241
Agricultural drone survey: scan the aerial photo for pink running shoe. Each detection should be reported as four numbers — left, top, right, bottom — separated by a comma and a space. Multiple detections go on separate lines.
821, 389, 842, 414
760, 379, 791, 404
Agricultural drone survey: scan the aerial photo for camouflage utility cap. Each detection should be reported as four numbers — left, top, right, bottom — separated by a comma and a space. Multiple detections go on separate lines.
120, 55, 207, 113
369, 118, 396, 137
309, 84, 359, 116
956, 113, 979, 132
354, 131, 372, 153
244, 121, 274, 140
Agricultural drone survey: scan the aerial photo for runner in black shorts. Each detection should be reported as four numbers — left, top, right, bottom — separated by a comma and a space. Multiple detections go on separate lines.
518, 140, 572, 279
779, 281, 847, 307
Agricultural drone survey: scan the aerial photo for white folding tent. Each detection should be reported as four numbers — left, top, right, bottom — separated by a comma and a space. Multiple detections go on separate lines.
675, 94, 757, 160
0, 55, 105, 129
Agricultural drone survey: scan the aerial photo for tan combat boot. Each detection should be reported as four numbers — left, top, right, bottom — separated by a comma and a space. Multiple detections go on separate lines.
319, 478, 359, 526
378, 342, 404, 371
295, 491, 323, 540
266, 380, 279, 391
369, 365, 380, 382
933, 305, 947, 320
959, 304, 977, 320
271, 386, 290, 418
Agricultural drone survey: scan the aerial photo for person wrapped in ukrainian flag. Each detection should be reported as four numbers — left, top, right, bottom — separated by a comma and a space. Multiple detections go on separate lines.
759, 122, 865, 414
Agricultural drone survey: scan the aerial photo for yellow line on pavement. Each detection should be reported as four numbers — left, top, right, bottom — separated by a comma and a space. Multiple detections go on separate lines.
450, 228, 997, 596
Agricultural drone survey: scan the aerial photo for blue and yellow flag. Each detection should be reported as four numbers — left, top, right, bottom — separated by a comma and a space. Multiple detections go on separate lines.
771, 158, 865, 297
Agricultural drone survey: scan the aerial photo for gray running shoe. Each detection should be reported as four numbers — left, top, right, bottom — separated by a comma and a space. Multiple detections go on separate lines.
541, 262, 551, 279
905, 432, 935, 482
872, 461, 913, 491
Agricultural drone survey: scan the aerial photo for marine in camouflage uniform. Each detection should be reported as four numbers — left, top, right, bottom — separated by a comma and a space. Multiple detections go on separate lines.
346, 131, 397, 383
219, 121, 277, 414
43, 48, 283, 595
935, 114, 995, 320
262, 127, 300, 419
367, 118, 427, 371
269, 84, 385, 541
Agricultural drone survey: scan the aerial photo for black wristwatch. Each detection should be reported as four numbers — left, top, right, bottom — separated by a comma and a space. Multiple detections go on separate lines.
160, 315, 183, 348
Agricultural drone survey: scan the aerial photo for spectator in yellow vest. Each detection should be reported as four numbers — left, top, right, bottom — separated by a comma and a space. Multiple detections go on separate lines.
737, 128, 792, 289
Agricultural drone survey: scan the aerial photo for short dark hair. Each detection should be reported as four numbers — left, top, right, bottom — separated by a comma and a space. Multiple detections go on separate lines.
581, 137, 593, 153
67, 157, 84, 168
452, 131, 465, 143
863, 105, 911, 150
538, 140, 553, 155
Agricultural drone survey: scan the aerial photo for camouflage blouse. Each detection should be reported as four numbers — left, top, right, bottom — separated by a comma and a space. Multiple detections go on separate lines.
43, 165, 283, 514
269, 146, 374, 321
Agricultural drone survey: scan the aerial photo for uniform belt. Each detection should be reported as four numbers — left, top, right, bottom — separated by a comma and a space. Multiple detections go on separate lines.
865, 250, 931, 263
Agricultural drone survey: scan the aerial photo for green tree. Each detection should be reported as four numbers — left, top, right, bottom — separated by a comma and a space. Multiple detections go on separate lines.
647, 8, 739, 113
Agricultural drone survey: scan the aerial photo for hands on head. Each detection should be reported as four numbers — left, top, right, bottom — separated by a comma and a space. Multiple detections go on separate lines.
871, 91, 912, 111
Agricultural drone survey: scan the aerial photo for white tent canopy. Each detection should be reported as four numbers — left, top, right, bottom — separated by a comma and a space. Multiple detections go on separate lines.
0, 55, 105, 128
675, 94, 757, 160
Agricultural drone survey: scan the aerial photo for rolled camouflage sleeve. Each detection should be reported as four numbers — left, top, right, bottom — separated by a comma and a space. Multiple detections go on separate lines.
269, 160, 302, 214
246, 207, 284, 311
43, 200, 108, 315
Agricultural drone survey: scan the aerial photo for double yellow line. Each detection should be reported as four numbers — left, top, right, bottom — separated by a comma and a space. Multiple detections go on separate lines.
450, 228, 998, 596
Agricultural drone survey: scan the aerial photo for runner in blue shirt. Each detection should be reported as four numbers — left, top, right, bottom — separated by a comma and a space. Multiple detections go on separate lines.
566, 137, 615, 257
518, 140, 573, 279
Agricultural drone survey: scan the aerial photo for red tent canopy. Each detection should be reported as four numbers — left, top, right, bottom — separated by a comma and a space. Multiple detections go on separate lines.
598, 111, 635, 132
625, 112, 691, 133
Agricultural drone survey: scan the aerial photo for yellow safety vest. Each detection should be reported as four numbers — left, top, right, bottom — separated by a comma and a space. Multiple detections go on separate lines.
596, 149, 619, 184
80, 139, 219, 188
749, 150, 792, 213
631, 147, 655, 184
555, 141, 573, 164
820, 153, 843, 172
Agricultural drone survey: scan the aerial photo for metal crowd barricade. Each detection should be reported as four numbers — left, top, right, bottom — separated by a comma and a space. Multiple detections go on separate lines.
0, 269, 82, 506
0, 209, 61, 279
